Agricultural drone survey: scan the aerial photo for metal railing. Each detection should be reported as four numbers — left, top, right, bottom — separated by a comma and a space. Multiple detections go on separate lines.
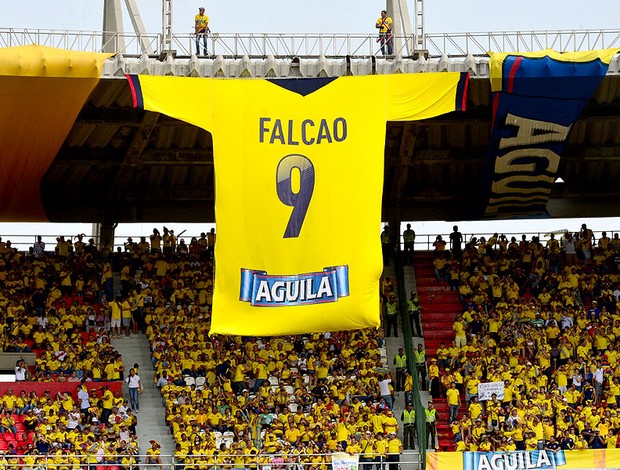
401, 230, 620, 252
425, 29, 620, 56
2, 28, 620, 57
0, 453, 421, 469
1, 229, 619, 255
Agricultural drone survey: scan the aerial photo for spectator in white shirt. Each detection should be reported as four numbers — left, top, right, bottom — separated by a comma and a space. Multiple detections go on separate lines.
15, 360, 27, 381
126, 368, 142, 412
33, 236, 45, 256
67, 406, 81, 430
77, 385, 90, 414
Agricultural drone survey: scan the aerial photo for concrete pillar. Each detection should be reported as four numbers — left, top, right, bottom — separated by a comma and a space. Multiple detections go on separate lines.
92, 222, 117, 249
102, 0, 126, 53
387, 0, 414, 56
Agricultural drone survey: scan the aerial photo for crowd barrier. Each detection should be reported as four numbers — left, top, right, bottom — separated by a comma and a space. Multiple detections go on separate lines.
3, 449, 620, 470
0, 452, 421, 470
2, 228, 618, 255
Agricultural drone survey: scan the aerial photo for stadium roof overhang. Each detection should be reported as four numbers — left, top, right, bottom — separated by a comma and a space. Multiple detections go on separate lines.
37, 56, 620, 224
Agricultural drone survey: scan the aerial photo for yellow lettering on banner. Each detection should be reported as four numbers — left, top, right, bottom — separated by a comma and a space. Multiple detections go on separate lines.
499, 113, 571, 150
485, 201, 549, 217
487, 194, 550, 205
495, 148, 561, 175
490, 174, 555, 193
487, 113, 569, 217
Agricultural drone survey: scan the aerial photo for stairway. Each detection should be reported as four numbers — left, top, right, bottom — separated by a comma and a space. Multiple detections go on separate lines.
413, 251, 465, 451
402, 262, 430, 456
111, 334, 174, 463
381, 263, 424, 464
382, 263, 404, 406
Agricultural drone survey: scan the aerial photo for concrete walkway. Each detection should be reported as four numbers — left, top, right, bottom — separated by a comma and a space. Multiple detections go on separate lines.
111, 334, 175, 462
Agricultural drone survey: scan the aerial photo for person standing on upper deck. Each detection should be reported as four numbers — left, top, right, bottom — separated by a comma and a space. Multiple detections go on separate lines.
195, 7, 210, 56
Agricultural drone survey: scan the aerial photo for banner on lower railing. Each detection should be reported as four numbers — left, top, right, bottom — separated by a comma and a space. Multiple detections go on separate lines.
332, 452, 359, 470
482, 49, 619, 219
427, 449, 620, 470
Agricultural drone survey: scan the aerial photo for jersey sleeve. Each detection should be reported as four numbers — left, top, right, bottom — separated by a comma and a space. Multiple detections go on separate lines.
383, 72, 468, 121
127, 74, 216, 132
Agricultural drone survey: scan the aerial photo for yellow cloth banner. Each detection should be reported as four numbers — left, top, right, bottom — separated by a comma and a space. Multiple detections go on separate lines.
0, 45, 111, 221
129, 73, 468, 335
427, 449, 620, 470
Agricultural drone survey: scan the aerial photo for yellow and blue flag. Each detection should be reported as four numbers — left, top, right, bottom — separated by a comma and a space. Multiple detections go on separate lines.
484, 49, 619, 218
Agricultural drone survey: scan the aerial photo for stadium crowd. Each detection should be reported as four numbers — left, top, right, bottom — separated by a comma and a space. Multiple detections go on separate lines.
0, 230, 406, 467
139, 236, 405, 467
0, 234, 150, 465
429, 224, 620, 452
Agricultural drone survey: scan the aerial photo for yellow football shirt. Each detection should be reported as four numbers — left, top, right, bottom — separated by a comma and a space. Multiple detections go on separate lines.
129, 73, 467, 335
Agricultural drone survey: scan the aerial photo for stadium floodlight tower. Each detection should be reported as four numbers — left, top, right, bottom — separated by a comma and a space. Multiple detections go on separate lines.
387, 0, 426, 56
102, 0, 153, 55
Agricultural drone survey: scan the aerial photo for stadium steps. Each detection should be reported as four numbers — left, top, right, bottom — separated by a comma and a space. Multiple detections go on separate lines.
112, 272, 122, 298
413, 251, 464, 451
112, 334, 175, 461
382, 262, 425, 459
400, 259, 430, 453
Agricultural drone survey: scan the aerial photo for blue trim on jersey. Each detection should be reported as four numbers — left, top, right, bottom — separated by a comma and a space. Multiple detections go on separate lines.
267, 77, 339, 96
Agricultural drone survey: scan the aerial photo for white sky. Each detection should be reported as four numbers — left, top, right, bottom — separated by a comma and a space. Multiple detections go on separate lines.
3, 1, 620, 34
1, 1, 620, 246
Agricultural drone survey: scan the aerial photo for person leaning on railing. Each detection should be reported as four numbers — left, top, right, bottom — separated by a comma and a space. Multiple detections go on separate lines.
194, 7, 210, 56
374, 10, 393, 56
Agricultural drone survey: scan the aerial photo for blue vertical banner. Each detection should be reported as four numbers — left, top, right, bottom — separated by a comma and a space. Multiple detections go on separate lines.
483, 49, 619, 218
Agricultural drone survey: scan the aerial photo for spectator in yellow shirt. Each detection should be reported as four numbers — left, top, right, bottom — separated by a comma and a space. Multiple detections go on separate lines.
446, 382, 460, 423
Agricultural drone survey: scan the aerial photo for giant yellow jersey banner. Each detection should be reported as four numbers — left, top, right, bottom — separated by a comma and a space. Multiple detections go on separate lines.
128, 73, 468, 335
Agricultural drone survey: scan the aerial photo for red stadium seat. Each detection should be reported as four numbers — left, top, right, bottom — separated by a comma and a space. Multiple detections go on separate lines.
438, 439, 455, 451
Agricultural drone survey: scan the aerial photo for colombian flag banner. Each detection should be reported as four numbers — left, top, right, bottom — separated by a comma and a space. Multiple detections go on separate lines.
427, 449, 620, 470
128, 73, 468, 335
483, 49, 618, 219
0, 45, 111, 221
